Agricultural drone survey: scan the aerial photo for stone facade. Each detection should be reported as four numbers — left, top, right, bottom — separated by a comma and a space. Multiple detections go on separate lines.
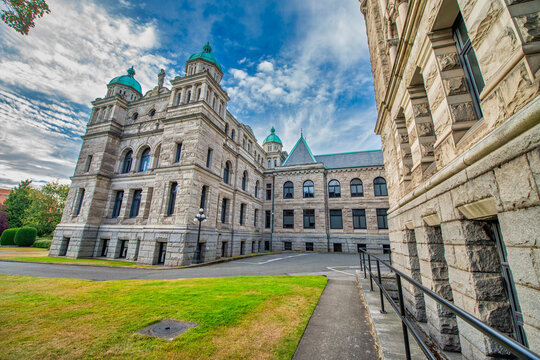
360, 0, 540, 358
50, 44, 390, 268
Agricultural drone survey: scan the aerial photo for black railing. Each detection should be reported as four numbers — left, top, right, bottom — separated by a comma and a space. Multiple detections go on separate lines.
358, 249, 540, 360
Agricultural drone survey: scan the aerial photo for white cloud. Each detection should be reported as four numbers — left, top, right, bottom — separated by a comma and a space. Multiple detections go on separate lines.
0, 0, 180, 105
257, 60, 274, 72
225, 0, 377, 155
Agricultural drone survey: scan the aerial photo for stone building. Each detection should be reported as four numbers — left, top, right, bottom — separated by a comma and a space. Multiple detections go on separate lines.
360, 0, 539, 358
50, 43, 390, 266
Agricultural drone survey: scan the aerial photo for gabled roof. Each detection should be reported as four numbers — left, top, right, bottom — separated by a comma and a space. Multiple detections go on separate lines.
282, 134, 317, 166
315, 150, 384, 169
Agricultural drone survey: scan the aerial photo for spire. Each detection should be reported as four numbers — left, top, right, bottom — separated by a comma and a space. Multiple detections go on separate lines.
127, 66, 135, 77
203, 42, 212, 53
271, 126, 275, 134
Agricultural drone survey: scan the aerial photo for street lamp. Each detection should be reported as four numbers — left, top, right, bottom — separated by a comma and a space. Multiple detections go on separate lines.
192, 208, 206, 264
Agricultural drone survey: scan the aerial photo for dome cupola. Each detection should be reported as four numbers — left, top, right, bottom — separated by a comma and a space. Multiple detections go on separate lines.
185, 42, 223, 82
263, 127, 282, 145
108, 66, 142, 95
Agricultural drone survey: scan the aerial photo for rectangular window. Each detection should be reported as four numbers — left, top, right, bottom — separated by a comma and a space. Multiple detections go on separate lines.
112, 190, 124, 218
240, 241, 245, 255
157, 242, 167, 264
352, 209, 367, 229
254, 209, 258, 227
383, 244, 390, 254
206, 148, 213, 168
453, 14, 484, 119
101, 239, 109, 257
167, 183, 177, 216
357, 243, 366, 253
221, 198, 228, 223
284, 241, 292, 251
329, 209, 343, 229
240, 204, 245, 225
130, 189, 142, 218
306, 242, 314, 251
264, 241, 270, 251
283, 210, 294, 229
333, 243, 342, 252
85, 155, 92, 172
265, 210, 271, 229
119, 240, 128, 258
377, 209, 388, 229
75, 189, 85, 216
266, 183, 272, 200
200, 185, 207, 210
303, 209, 315, 229
174, 143, 182, 163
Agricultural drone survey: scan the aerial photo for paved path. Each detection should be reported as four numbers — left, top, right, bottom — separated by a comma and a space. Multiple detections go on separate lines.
0, 253, 379, 359
294, 276, 378, 360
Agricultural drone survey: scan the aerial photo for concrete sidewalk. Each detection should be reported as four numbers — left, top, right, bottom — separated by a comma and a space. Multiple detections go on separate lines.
293, 276, 379, 360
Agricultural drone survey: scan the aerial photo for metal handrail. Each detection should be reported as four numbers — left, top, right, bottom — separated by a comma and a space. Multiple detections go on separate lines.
358, 249, 540, 360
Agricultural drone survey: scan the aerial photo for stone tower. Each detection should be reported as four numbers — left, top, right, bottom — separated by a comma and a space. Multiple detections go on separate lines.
262, 127, 286, 168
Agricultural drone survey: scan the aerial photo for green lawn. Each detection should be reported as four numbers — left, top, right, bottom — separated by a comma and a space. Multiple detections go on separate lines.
1, 255, 143, 267
0, 275, 327, 360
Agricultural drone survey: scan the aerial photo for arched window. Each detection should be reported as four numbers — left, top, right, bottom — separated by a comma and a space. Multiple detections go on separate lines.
138, 148, 150, 172
132, 112, 138, 121
149, 109, 156, 117
122, 150, 133, 174
186, 91, 191, 103
223, 162, 230, 184
153, 144, 161, 169
231, 129, 235, 141
328, 180, 341, 198
374, 177, 388, 196
167, 182, 177, 216
242, 171, 248, 191
197, 89, 201, 100
283, 181, 294, 199
224, 123, 229, 135
255, 181, 260, 198
303, 180, 314, 198
350, 178, 363, 197
268, 160, 271, 168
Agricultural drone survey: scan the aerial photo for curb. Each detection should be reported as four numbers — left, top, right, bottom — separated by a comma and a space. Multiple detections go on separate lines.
356, 270, 385, 360
0, 251, 292, 270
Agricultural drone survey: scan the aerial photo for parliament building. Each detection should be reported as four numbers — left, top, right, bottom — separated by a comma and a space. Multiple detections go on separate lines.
50, 44, 390, 266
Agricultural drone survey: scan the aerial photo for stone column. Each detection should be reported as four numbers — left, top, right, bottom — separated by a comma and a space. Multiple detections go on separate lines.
179, 88, 186, 105
441, 220, 516, 359
396, 0, 408, 37
388, 38, 399, 66
428, 30, 478, 145
415, 224, 460, 351
201, 83, 208, 103
392, 111, 412, 190
168, 89, 177, 107
190, 84, 196, 103
406, 84, 436, 185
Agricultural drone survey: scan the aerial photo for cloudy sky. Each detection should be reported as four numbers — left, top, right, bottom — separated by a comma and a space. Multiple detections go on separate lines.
0, 0, 379, 189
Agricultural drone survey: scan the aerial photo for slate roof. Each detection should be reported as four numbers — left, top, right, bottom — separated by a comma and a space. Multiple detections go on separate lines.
315, 150, 384, 169
282, 134, 383, 169
282, 136, 316, 166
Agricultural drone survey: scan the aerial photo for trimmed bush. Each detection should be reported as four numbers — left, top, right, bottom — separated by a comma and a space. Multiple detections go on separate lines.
14, 227, 37, 247
33, 239, 52, 249
0, 228, 19, 245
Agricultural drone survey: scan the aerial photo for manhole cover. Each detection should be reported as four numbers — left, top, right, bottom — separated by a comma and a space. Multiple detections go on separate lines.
136, 319, 198, 341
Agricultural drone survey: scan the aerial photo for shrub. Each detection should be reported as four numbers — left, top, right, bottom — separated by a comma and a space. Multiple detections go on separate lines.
33, 239, 52, 249
0, 228, 19, 245
14, 227, 37, 247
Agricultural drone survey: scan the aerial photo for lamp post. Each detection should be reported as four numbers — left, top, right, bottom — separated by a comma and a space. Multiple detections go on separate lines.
192, 208, 206, 264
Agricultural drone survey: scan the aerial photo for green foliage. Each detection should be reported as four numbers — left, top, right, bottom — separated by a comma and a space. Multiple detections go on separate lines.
4, 179, 32, 228
33, 239, 52, 249
22, 181, 69, 236
14, 226, 37, 246
0, 0, 50, 35
0, 228, 19, 245
0, 206, 8, 236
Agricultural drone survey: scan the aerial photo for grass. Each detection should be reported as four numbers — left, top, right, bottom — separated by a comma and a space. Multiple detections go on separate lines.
0, 247, 149, 267
0, 275, 327, 360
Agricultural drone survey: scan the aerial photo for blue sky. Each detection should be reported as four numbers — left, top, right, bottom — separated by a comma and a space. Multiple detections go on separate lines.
0, 0, 379, 188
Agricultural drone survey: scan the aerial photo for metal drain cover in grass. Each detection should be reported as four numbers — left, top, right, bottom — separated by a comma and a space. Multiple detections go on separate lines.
136, 319, 198, 341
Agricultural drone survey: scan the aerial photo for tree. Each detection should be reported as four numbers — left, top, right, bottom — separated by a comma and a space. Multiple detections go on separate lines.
22, 181, 69, 236
0, 204, 8, 237
1, 0, 50, 35
4, 179, 32, 228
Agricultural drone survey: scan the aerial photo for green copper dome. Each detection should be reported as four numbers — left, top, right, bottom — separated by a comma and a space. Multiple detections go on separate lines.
263, 127, 282, 145
188, 42, 223, 72
108, 66, 142, 94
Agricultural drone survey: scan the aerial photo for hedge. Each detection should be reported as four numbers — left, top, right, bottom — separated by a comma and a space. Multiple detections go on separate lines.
33, 239, 52, 249
0, 228, 19, 245
14, 227, 37, 247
